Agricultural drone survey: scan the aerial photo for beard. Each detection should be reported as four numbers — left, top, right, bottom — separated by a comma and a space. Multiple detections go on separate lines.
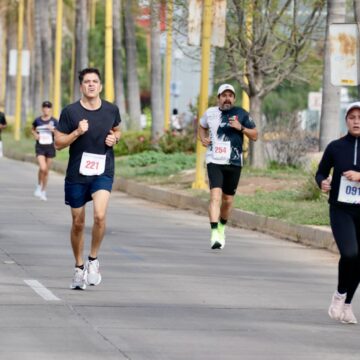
220, 103, 233, 111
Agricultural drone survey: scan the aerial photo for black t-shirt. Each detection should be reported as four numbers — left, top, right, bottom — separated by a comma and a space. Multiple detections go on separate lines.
57, 100, 121, 183
0, 112, 6, 140
0, 112, 6, 126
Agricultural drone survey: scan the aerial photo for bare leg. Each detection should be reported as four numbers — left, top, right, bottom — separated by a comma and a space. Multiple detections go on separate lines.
89, 190, 111, 258
220, 193, 234, 221
70, 206, 86, 266
209, 188, 222, 222
42, 157, 52, 191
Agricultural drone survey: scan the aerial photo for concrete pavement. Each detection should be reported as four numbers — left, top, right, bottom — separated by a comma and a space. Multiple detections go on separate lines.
0, 156, 359, 360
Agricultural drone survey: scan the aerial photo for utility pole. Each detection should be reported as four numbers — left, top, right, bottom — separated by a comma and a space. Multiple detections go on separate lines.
14, 0, 24, 141
53, 0, 63, 119
163, 0, 173, 131
192, 0, 212, 190
105, 0, 114, 102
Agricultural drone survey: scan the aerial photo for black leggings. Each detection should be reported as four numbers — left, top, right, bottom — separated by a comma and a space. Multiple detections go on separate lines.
330, 205, 360, 303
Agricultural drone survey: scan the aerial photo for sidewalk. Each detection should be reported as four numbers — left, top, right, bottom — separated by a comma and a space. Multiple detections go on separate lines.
4, 148, 337, 254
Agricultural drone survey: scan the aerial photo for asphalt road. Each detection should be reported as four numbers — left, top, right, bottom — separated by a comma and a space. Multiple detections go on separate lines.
0, 156, 359, 360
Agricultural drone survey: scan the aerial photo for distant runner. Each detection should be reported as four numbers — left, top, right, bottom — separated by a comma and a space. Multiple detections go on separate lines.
199, 84, 258, 249
316, 101, 360, 324
31, 101, 58, 201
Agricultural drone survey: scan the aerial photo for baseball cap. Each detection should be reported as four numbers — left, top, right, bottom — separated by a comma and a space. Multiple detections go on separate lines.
345, 101, 360, 118
42, 101, 52, 108
217, 84, 235, 96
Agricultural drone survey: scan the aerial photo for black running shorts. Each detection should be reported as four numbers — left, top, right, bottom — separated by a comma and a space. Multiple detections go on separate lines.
35, 143, 56, 158
206, 163, 242, 195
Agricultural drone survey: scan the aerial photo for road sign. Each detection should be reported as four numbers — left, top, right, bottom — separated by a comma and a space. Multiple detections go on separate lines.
8, 49, 30, 77
330, 23, 359, 86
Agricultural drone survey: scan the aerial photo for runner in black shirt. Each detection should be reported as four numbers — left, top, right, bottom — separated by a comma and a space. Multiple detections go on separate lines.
316, 101, 360, 324
55, 68, 121, 290
31, 101, 58, 201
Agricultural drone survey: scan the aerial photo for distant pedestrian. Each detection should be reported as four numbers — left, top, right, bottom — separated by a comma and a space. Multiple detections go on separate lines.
31, 101, 58, 201
0, 109, 7, 157
55, 68, 121, 290
315, 101, 360, 324
199, 84, 258, 249
171, 108, 183, 132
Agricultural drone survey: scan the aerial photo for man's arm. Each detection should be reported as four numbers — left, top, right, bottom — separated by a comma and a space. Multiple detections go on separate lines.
242, 127, 258, 141
198, 125, 211, 147
105, 126, 121, 147
54, 119, 88, 150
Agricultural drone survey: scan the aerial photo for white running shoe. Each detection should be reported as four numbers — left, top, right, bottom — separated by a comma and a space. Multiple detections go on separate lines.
328, 291, 346, 320
70, 267, 86, 290
34, 185, 42, 197
341, 304, 358, 324
85, 259, 102, 286
40, 191, 47, 201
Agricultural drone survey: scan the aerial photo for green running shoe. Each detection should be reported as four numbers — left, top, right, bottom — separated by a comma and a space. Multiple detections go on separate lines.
210, 229, 222, 249
218, 222, 226, 249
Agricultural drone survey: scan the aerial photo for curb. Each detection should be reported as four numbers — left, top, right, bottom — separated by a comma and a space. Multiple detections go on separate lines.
5, 149, 337, 254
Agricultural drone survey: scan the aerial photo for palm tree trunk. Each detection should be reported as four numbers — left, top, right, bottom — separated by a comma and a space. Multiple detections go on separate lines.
150, 0, 163, 141
113, 0, 127, 124
33, 0, 42, 111
319, 0, 346, 150
40, 0, 52, 100
73, 0, 88, 101
124, 0, 141, 130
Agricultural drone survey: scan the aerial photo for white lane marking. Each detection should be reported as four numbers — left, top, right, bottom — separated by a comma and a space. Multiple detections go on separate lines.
24, 279, 60, 301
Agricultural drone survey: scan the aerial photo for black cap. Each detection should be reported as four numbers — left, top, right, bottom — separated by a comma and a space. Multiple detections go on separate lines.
42, 101, 52, 108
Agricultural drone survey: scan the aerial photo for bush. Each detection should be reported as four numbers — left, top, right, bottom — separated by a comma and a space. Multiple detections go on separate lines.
114, 130, 152, 156
264, 112, 318, 168
298, 160, 325, 201
158, 129, 196, 153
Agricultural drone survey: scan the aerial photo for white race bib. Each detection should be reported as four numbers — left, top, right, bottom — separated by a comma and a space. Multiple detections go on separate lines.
79, 152, 106, 176
338, 176, 360, 204
39, 132, 53, 145
213, 141, 231, 161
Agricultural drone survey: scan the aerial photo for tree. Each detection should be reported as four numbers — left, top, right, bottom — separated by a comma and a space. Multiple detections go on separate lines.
319, 0, 346, 150
124, 0, 141, 130
40, 0, 52, 101
217, 0, 325, 167
32, 0, 42, 112
113, 0, 127, 123
150, 0, 163, 141
72, 0, 88, 101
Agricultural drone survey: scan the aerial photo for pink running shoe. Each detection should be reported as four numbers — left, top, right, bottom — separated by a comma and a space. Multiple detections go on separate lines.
341, 304, 358, 324
328, 291, 346, 320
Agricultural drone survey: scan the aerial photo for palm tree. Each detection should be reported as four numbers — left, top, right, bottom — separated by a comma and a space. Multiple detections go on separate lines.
40, 0, 52, 101
124, 0, 141, 130
72, 0, 88, 101
113, 0, 127, 123
33, 0, 42, 111
319, 0, 346, 150
150, 0, 163, 141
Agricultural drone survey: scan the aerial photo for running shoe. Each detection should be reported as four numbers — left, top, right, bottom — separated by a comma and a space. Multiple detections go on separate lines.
70, 267, 86, 290
34, 185, 42, 197
341, 304, 358, 324
328, 291, 346, 320
210, 229, 222, 250
40, 191, 47, 201
85, 259, 102, 286
218, 222, 226, 249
